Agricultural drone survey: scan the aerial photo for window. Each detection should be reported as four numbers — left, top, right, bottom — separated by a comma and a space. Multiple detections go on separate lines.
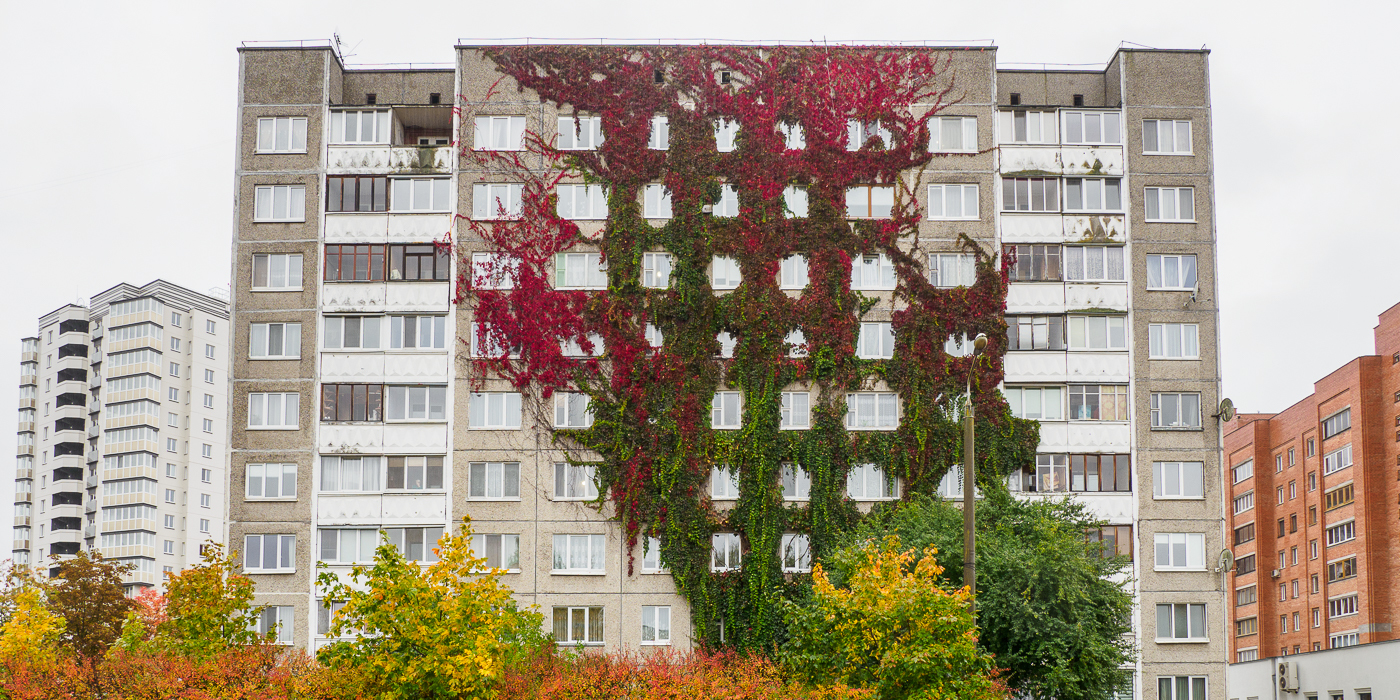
1007, 244, 1061, 281
926, 184, 979, 219
1328, 556, 1357, 582
1068, 316, 1127, 351
249, 322, 301, 359
1323, 408, 1351, 438
1001, 178, 1059, 212
781, 392, 810, 429
472, 115, 526, 151
324, 244, 385, 282
319, 528, 379, 564
162, 539, 175, 555
388, 244, 450, 281
647, 115, 669, 150
467, 462, 519, 500
1234, 523, 1255, 545
470, 534, 521, 572
1330, 631, 1359, 648
379, 385, 445, 422
1155, 533, 1206, 570
1329, 594, 1358, 618
163, 488, 176, 504
205, 344, 216, 359
1232, 460, 1253, 484
326, 175, 388, 213
554, 392, 593, 428
1323, 444, 1353, 475
559, 332, 604, 358
1146, 323, 1202, 360
1288, 448, 1296, 466
779, 255, 809, 290
255, 606, 295, 644
644, 324, 664, 349
1308, 438, 1316, 456
1324, 482, 1353, 510
711, 466, 739, 500
711, 256, 742, 289
783, 186, 808, 218
391, 315, 446, 350
1063, 111, 1121, 145
781, 534, 812, 573
468, 392, 522, 429
557, 184, 608, 220
1151, 393, 1202, 429
1236, 553, 1255, 575
845, 185, 894, 219
206, 320, 216, 334
251, 253, 303, 290
641, 605, 671, 644
1143, 119, 1192, 154
1064, 246, 1125, 282
846, 119, 890, 150
170, 337, 183, 353
1144, 187, 1195, 222
385, 527, 444, 563
256, 117, 308, 153
857, 322, 895, 359
851, 254, 896, 290
1156, 603, 1207, 641
1310, 505, 1317, 524
1005, 316, 1065, 351
847, 463, 898, 500
471, 183, 522, 219
713, 118, 738, 152
781, 464, 811, 501
1084, 525, 1133, 560
551, 534, 606, 574
998, 109, 1056, 143
712, 392, 742, 429
644, 184, 672, 218
201, 468, 212, 483
1237, 648, 1258, 662
711, 184, 740, 217
1146, 254, 1198, 291
319, 456, 381, 492
557, 116, 603, 150
385, 456, 443, 491
641, 252, 672, 289
555, 252, 608, 289
714, 331, 737, 359
928, 116, 977, 152
1236, 617, 1257, 636
248, 393, 298, 429
169, 362, 180, 377
470, 252, 519, 290
846, 393, 898, 430
555, 463, 598, 500
244, 534, 295, 572
641, 537, 666, 573
253, 185, 306, 222
711, 533, 741, 571
1237, 585, 1257, 606
779, 121, 805, 150
1066, 454, 1130, 492
164, 515, 175, 529
1005, 386, 1064, 421
1064, 178, 1122, 212
929, 253, 975, 288
1325, 520, 1355, 546
1311, 540, 1318, 559
1233, 491, 1254, 515
1069, 385, 1128, 421
553, 606, 603, 645
329, 110, 388, 144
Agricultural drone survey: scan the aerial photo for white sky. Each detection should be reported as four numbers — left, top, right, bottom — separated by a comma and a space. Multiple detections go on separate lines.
1, 0, 1396, 547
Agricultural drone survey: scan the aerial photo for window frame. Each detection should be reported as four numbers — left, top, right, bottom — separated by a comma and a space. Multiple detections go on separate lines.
1155, 602, 1208, 642
1144, 186, 1196, 222
252, 253, 304, 291
1145, 254, 1198, 291
253, 185, 307, 223
927, 115, 977, 153
1148, 323, 1201, 360
468, 461, 521, 501
472, 115, 526, 151
1063, 177, 1123, 213
325, 175, 388, 213
249, 322, 302, 360
1150, 392, 1203, 430
1153, 461, 1206, 499
844, 185, 895, 219
926, 183, 980, 220
248, 392, 299, 430
641, 605, 672, 645
243, 533, 296, 574
1062, 110, 1122, 145
255, 116, 309, 154
467, 392, 523, 430
245, 463, 298, 500
1143, 119, 1193, 155
471, 183, 523, 220
780, 533, 812, 573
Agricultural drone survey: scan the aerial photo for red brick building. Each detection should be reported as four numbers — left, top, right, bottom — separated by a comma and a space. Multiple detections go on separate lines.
1224, 302, 1400, 662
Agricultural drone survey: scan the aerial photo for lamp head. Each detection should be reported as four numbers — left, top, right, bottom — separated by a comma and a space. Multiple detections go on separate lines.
972, 333, 988, 355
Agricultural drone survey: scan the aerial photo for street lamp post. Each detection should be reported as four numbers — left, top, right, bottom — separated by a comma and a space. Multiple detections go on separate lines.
962, 332, 988, 609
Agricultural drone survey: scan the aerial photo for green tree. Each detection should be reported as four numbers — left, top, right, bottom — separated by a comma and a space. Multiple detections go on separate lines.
843, 493, 1135, 700
158, 543, 265, 656
316, 518, 548, 700
780, 536, 1005, 700
46, 551, 134, 658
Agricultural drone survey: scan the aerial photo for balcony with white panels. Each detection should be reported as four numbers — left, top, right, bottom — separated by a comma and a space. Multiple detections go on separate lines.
326, 145, 452, 174
1005, 284, 1065, 314
999, 146, 1123, 177
320, 282, 450, 314
1065, 284, 1128, 312
319, 353, 450, 384
1065, 353, 1130, 383
1003, 352, 1067, 382
315, 492, 448, 525
1033, 421, 1132, 452
1062, 215, 1125, 244
999, 214, 1062, 244
324, 213, 453, 244
318, 423, 448, 454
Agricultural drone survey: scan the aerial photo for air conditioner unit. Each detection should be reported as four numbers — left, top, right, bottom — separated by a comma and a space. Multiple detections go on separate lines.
1278, 660, 1299, 692
1272, 569, 1282, 579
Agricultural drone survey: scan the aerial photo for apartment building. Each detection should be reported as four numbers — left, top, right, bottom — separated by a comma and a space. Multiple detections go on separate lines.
1223, 302, 1400, 662
13, 281, 230, 590
231, 41, 1224, 697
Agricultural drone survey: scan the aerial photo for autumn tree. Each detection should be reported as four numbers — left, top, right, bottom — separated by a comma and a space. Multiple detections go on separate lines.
316, 518, 548, 700
780, 536, 1005, 700
158, 543, 265, 656
46, 551, 133, 657
844, 494, 1135, 700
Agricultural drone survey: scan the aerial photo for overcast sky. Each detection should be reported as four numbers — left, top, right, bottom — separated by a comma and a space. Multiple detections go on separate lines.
1, 0, 1395, 546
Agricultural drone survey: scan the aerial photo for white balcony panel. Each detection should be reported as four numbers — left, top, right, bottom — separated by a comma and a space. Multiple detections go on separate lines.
1005, 284, 1065, 314
1003, 352, 1067, 382
1035, 421, 1069, 450
383, 354, 450, 382
382, 424, 448, 453
381, 493, 447, 523
324, 214, 389, 243
999, 146, 1061, 176
316, 494, 383, 524
327, 146, 391, 173
319, 425, 384, 453
1066, 284, 1128, 312
1060, 147, 1123, 176
1064, 422, 1131, 451
1071, 493, 1134, 522
385, 283, 450, 312
322, 283, 387, 313
387, 214, 452, 242
1063, 215, 1125, 244
389, 146, 452, 173
999, 214, 1063, 243
319, 353, 385, 382
1066, 353, 1130, 382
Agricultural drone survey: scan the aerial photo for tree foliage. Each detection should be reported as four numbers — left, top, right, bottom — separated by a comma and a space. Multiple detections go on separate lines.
158, 543, 266, 657
841, 494, 1136, 700
316, 518, 548, 700
780, 536, 1005, 700
46, 551, 134, 658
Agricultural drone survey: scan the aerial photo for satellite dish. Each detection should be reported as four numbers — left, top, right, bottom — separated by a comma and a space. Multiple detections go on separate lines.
1213, 398, 1235, 422
1215, 549, 1234, 574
